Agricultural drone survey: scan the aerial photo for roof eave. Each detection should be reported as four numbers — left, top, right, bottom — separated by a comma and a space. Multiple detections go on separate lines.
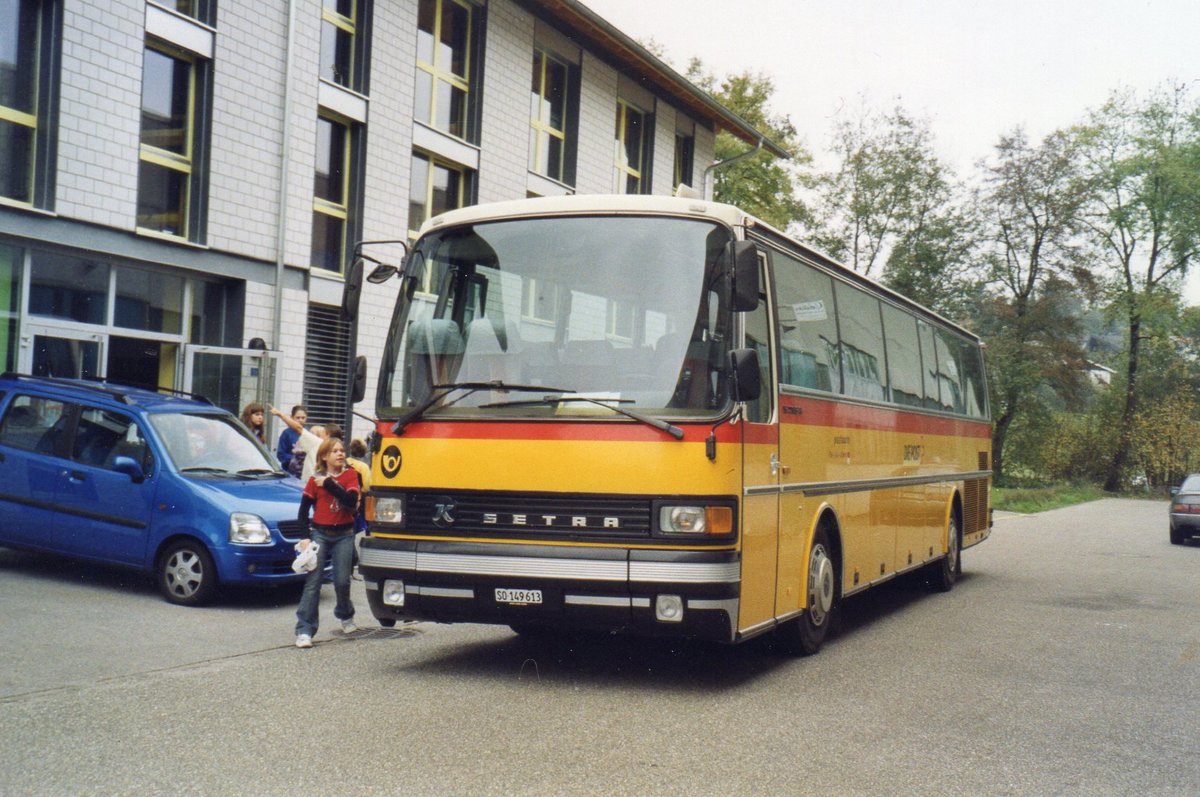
513, 0, 791, 160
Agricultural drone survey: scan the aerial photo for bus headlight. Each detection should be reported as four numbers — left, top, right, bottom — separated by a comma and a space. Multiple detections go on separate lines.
372, 496, 405, 525
229, 513, 272, 544
658, 505, 733, 535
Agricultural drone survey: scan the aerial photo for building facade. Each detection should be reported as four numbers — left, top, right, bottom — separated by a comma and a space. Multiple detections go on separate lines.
0, 0, 780, 440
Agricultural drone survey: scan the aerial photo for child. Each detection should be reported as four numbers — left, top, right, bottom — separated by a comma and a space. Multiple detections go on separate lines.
292, 436, 361, 648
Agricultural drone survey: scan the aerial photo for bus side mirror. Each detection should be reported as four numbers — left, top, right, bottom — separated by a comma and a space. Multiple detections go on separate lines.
342, 258, 364, 322
729, 348, 761, 402
728, 240, 759, 312
350, 355, 368, 404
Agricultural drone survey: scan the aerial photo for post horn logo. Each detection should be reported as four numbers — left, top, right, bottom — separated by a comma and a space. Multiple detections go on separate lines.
380, 445, 403, 479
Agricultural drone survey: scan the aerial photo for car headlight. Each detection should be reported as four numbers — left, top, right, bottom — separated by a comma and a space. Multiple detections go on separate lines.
658, 505, 734, 535
229, 512, 272, 544
371, 496, 405, 525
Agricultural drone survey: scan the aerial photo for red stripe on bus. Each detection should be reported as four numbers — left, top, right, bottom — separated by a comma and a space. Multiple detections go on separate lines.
779, 395, 992, 438
373, 399, 990, 443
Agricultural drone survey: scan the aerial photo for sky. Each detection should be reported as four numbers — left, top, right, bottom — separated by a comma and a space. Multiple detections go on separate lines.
580, 0, 1200, 304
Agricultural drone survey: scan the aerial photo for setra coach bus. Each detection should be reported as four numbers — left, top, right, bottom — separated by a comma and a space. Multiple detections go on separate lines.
349, 194, 991, 654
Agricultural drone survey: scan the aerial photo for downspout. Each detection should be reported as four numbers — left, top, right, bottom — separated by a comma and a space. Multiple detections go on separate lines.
272, 0, 298, 387
702, 136, 764, 201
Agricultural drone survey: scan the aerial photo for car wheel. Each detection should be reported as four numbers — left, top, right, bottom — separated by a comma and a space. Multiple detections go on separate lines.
1169, 523, 1184, 545
928, 508, 962, 592
157, 540, 217, 606
378, 617, 397, 628
777, 525, 837, 656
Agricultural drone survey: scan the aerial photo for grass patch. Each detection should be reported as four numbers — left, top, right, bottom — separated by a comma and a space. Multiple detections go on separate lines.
992, 483, 1108, 514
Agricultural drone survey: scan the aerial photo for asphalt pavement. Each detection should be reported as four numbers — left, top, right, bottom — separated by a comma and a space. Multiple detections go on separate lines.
0, 498, 1197, 796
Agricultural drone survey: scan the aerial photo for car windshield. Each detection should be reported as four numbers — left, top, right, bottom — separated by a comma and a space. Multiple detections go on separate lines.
149, 412, 280, 475
1180, 475, 1200, 493
378, 215, 736, 420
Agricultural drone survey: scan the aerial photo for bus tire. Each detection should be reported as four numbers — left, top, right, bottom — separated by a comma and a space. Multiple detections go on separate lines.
778, 525, 837, 656
928, 507, 962, 593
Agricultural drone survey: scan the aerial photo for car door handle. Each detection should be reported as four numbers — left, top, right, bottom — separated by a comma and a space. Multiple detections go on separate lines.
66, 469, 87, 482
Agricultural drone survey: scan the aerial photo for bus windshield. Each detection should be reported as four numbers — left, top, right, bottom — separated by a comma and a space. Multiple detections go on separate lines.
378, 215, 736, 420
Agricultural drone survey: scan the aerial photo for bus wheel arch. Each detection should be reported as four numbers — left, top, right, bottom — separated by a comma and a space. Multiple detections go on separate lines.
928, 494, 963, 593
777, 511, 841, 656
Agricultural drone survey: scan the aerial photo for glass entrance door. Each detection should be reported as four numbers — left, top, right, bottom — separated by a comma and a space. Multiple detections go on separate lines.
21, 326, 105, 379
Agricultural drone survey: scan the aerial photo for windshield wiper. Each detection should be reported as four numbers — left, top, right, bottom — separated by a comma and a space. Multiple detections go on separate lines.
479, 395, 684, 440
393, 381, 574, 436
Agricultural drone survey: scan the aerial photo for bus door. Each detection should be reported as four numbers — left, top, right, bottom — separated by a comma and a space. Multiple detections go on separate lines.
737, 255, 779, 634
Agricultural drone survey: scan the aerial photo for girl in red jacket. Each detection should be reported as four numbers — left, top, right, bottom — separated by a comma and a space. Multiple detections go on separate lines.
293, 436, 361, 648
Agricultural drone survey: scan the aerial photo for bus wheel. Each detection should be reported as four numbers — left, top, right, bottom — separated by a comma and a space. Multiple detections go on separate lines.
778, 526, 836, 656
928, 508, 962, 593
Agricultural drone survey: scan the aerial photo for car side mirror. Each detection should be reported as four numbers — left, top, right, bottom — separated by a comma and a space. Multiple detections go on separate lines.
1170, 487, 1179, 497
729, 348, 761, 403
113, 455, 146, 484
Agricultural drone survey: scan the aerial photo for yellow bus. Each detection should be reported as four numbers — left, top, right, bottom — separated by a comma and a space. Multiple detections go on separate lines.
351, 195, 991, 654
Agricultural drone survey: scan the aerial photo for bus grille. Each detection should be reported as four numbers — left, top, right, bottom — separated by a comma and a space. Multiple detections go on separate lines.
404, 490, 652, 538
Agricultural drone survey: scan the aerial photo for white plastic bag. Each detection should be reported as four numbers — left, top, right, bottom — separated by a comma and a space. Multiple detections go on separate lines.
292, 541, 320, 574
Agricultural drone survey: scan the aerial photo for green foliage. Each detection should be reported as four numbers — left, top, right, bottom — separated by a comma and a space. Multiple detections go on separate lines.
992, 483, 1108, 514
685, 60, 811, 230
809, 105, 956, 279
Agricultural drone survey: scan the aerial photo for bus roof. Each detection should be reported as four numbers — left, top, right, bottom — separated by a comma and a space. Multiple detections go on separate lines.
419, 195, 982, 344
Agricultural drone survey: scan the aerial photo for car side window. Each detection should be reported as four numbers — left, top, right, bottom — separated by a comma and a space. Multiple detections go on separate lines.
72, 407, 152, 473
0, 395, 69, 455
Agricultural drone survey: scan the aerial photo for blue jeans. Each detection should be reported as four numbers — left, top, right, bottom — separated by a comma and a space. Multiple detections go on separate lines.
295, 529, 355, 637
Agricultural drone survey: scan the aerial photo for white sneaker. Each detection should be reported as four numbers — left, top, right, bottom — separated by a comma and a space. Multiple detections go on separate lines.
341, 619, 358, 634
295, 634, 313, 649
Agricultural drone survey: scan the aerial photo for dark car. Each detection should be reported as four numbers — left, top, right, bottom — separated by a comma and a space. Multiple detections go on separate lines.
1169, 474, 1200, 545
0, 374, 307, 604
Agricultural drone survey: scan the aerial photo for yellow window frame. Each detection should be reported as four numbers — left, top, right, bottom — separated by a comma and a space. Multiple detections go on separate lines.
416, 0, 472, 134
137, 43, 198, 238
313, 113, 354, 272
614, 99, 644, 193
409, 151, 466, 293
529, 48, 567, 179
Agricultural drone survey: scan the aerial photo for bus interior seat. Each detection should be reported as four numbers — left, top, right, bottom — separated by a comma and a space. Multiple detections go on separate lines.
405, 318, 465, 402
656, 332, 713, 407
460, 317, 523, 384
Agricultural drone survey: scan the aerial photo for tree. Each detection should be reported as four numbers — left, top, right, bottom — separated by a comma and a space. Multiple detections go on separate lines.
1076, 84, 1200, 491
685, 60, 811, 229
973, 127, 1092, 481
810, 104, 954, 278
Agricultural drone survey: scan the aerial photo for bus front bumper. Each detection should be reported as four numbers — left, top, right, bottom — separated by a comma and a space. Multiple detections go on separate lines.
359, 537, 740, 643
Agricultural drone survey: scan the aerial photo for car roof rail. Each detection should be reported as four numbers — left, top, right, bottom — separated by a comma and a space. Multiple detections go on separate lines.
0, 372, 215, 406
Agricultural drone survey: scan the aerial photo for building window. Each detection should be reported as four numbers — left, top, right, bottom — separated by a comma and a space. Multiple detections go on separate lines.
408, 151, 468, 292
674, 132, 694, 189
415, 0, 473, 141
1, 0, 57, 208
311, 114, 355, 273
320, 0, 364, 91
138, 42, 206, 240
529, 48, 568, 182
154, 1, 217, 25
614, 99, 647, 194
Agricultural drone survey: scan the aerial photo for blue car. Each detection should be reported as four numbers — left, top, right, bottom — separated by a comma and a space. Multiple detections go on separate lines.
0, 374, 308, 605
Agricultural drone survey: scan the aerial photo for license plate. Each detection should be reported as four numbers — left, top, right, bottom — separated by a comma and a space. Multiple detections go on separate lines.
495, 588, 543, 605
